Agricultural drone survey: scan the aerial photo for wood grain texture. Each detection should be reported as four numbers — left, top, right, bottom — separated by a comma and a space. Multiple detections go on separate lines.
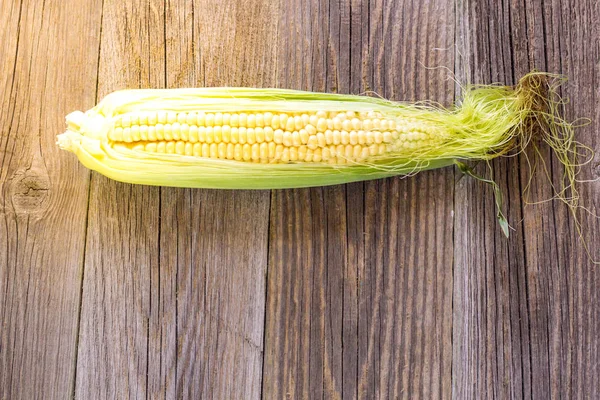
160, 1, 276, 398
1, 0, 599, 399
75, 1, 165, 398
453, 0, 600, 399
0, 0, 102, 398
262, 1, 455, 399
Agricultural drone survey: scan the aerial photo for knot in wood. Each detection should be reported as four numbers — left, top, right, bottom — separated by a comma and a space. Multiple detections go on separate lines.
9, 169, 50, 215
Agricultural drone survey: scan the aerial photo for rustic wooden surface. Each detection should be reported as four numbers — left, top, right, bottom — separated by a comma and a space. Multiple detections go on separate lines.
0, 0, 598, 398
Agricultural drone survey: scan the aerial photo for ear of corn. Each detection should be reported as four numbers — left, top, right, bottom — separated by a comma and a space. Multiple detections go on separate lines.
57, 73, 583, 193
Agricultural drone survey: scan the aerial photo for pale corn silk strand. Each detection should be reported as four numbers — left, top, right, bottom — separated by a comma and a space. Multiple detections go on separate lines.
57, 72, 596, 261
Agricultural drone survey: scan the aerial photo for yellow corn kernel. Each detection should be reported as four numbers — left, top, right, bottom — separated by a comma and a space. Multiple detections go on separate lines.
298, 145, 307, 161
180, 124, 189, 141
268, 142, 276, 159
247, 128, 256, 144
155, 124, 164, 140
218, 142, 227, 158
281, 148, 290, 163
226, 143, 235, 159
222, 125, 231, 142
175, 141, 185, 155
340, 131, 349, 145
292, 131, 301, 146
205, 127, 214, 143
112, 127, 123, 141
239, 113, 248, 127
205, 113, 214, 127
264, 126, 274, 142
208, 143, 217, 158
313, 133, 324, 148
215, 113, 223, 126
255, 113, 264, 127
166, 141, 175, 154
332, 130, 341, 145
193, 143, 201, 156
214, 126, 222, 143
313, 148, 322, 162
201, 143, 209, 157
316, 118, 327, 132
230, 113, 239, 127
282, 131, 292, 147
145, 142, 157, 152
164, 124, 173, 141
230, 127, 239, 143
148, 126, 156, 141
264, 112, 273, 126
171, 122, 180, 140
238, 127, 247, 144
306, 148, 314, 162
242, 144, 251, 161
260, 143, 268, 159
234, 144, 243, 160
247, 114, 256, 128
186, 112, 197, 125
299, 129, 309, 144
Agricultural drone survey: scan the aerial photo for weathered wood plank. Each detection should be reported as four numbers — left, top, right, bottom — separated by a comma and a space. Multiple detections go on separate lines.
74, 1, 165, 398
453, 0, 600, 398
0, 0, 103, 398
166, 190, 270, 399
561, 2, 600, 397
518, 0, 600, 397
159, 1, 277, 398
263, 1, 455, 399
452, 1, 532, 398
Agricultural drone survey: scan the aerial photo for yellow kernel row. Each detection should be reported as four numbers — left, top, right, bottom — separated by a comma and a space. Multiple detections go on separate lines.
108, 124, 430, 147
125, 141, 391, 164
113, 111, 403, 133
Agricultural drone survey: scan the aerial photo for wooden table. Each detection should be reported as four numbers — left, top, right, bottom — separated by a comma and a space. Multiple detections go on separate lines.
1, 0, 599, 398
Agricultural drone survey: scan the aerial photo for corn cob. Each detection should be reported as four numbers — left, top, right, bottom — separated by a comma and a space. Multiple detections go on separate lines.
57, 73, 580, 193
